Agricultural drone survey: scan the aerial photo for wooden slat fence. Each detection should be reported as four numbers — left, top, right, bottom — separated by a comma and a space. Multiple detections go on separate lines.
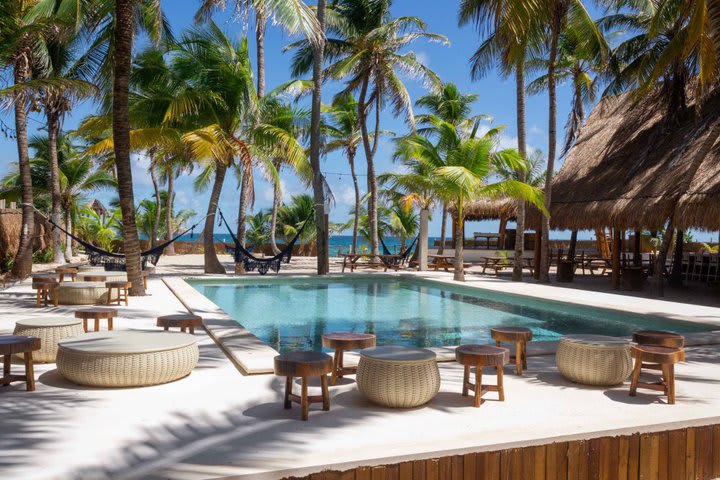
283, 424, 720, 480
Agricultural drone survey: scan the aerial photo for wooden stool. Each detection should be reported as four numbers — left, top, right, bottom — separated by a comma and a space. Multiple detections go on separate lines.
632, 330, 684, 348
55, 266, 78, 282
82, 274, 107, 283
106, 281, 131, 306
75, 307, 118, 332
142, 270, 149, 289
0, 336, 41, 391
274, 352, 332, 420
455, 344, 509, 407
33, 279, 58, 307
156, 314, 203, 334
491, 326, 532, 375
321, 332, 376, 385
629, 345, 685, 404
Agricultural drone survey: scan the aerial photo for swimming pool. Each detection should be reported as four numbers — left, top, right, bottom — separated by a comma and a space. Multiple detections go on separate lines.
188, 276, 712, 353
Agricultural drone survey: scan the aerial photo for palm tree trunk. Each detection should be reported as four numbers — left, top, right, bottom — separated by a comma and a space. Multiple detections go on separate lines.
256, 10, 267, 98
165, 172, 175, 255
237, 165, 251, 246
204, 163, 227, 274
11, 51, 34, 279
348, 149, 360, 254
47, 110, 65, 264
113, 0, 145, 295
454, 197, 465, 282
309, 0, 329, 274
513, 62, 527, 282
438, 202, 448, 255
357, 76, 379, 257
64, 213, 73, 261
149, 160, 160, 248
269, 160, 281, 255
539, 9, 562, 283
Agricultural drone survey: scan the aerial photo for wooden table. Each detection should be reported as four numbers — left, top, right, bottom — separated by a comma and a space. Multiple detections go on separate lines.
74, 307, 118, 332
428, 254, 454, 272
274, 352, 333, 421
340, 254, 401, 272
1, 335, 41, 391
322, 332, 376, 385
481, 257, 534, 275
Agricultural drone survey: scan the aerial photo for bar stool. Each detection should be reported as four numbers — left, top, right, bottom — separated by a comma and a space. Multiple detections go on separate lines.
455, 344, 509, 407
106, 280, 131, 306
0, 336, 41, 391
321, 332, 376, 385
629, 345, 685, 404
491, 326, 532, 375
274, 352, 332, 420
75, 307, 118, 332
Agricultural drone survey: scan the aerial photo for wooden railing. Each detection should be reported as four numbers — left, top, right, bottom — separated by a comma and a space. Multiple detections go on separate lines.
282, 423, 720, 480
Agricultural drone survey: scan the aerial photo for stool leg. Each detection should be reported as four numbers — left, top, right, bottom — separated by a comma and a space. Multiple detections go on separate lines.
24, 352, 35, 391
462, 365, 470, 397
53, 287, 58, 307
474, 367, 483, 407
284, 376, 292, 409
666, 364, 676, 405
189, 326, 195, 334
164, 326, 169, 331
330, 349, 340, 386
521, 341, 528, 370
94, 318, 100, 332
337, 349, 345, 379
515, 341, 522, 375
301, 377, 309, 420
108, 317, 113, 331
82, 318, 88, 333
3, 354, 10, 386
35, 289, 41, 307
107, 288, 112, 305
144, 276, 147, 289
123, 287, 128, 306
180, 327, 187, 333
497, 365, 505, 401
321, 375, 330, 411
629, 357, 642, 396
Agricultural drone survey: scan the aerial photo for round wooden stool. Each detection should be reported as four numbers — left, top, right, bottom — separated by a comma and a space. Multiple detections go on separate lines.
82, 274, 107, 283
75, 307, 118, 332
274, 352, 333, 420
55, 266, 78, 282
629, 345, 685, 405
33, 278, 59, 307
0, 336, 41, 391
491, 327, 532, 375
632, 330, 684, 348
157, 314, 203, 334
106, 281, 131, 306
455, 344, 509, 407
321, 332, 376, 385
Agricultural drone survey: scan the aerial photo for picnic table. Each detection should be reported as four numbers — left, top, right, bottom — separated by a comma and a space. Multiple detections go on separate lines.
340, 253, 402, 272
480, 257, 535, 275
428, 254, 471, 272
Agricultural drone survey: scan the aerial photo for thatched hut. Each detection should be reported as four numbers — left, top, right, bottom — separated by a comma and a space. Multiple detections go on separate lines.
0, 205, 53, 261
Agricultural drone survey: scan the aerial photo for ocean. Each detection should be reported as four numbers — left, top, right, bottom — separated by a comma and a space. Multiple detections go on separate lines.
174, 233, 441, 256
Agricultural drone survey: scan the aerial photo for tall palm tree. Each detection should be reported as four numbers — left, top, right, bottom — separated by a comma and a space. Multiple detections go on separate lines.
459, 0, 544, 282
414, 82, 480, 254
323, 92, 362, 253
0, 0, 49, 277
288, 0, 447, 257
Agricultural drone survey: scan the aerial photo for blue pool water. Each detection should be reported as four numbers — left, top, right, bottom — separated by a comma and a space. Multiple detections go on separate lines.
188, 277, 712, 353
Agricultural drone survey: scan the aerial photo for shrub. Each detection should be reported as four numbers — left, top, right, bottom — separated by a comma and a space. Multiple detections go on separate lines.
32, 247, 54, 264
0, 256, 13, 273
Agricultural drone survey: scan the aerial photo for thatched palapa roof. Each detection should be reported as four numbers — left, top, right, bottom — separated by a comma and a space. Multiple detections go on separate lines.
550, 86, 720, 231
452, 197, 518, 222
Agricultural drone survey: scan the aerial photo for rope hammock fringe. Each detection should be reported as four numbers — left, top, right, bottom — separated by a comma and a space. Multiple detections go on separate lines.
379, 234, 418, 267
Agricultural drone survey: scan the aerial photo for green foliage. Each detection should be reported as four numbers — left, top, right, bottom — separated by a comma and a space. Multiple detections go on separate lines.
75, 207, 121, 252
32, 247, 54, 264
1, 256, 14, 273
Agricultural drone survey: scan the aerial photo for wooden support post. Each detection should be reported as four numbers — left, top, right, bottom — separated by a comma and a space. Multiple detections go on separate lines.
533, 232, 541, 279
634, 229, 642, 267
611, 228, 622, 290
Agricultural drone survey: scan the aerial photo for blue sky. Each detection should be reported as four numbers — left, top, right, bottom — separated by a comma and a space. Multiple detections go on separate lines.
1, 1, 715, 243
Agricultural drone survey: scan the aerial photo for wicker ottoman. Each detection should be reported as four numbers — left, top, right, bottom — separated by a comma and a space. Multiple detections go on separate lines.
57, 331, 199, 387
57, 282, 108, 305
356, 346, 440, 408
13, 318, 85, 362
78, 265, 106, 273
556, 335, 633, 386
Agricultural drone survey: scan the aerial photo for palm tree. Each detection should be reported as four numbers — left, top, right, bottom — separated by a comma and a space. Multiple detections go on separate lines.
75, 206, 121, 252
414, 82, 480, 254
323, 92, 362, 253
288, 0, 448, 257
277, 194, 316, 255
0, 0, 49, 277
245, 210, 272, 248
459, 0, 544, 282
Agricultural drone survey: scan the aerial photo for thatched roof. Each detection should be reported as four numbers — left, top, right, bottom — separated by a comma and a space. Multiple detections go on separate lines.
451, 197, 518, 221
550, 85, 720, 231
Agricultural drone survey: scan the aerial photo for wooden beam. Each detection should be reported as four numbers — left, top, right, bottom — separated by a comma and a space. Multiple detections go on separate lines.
534, 232, 541, 280
611, 228, 622, 290
634, 230, 642, 266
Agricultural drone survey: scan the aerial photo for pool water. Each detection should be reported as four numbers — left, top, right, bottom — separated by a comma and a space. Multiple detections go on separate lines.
188, 277, 712, 353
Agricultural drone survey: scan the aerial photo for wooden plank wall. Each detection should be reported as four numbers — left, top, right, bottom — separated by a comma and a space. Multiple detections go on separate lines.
283, 424, 720, 480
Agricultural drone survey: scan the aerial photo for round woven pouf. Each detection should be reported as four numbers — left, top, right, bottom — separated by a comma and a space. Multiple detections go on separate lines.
556, 335, 633, 386
13, 318, 85, 362
57, 331, 199, 388
57, 282, 108, 305
356, 345, 440, 408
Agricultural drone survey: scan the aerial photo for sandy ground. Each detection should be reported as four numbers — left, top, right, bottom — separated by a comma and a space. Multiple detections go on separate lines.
0, 254, 719, 479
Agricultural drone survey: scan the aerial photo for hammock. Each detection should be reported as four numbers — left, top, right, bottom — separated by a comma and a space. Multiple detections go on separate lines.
217, 208, 312, 275
47, 216, 203, 271
379, 235, 419, 267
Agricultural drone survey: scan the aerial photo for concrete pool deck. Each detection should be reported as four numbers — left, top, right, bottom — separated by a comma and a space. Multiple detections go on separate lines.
1, 254, 720, 479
